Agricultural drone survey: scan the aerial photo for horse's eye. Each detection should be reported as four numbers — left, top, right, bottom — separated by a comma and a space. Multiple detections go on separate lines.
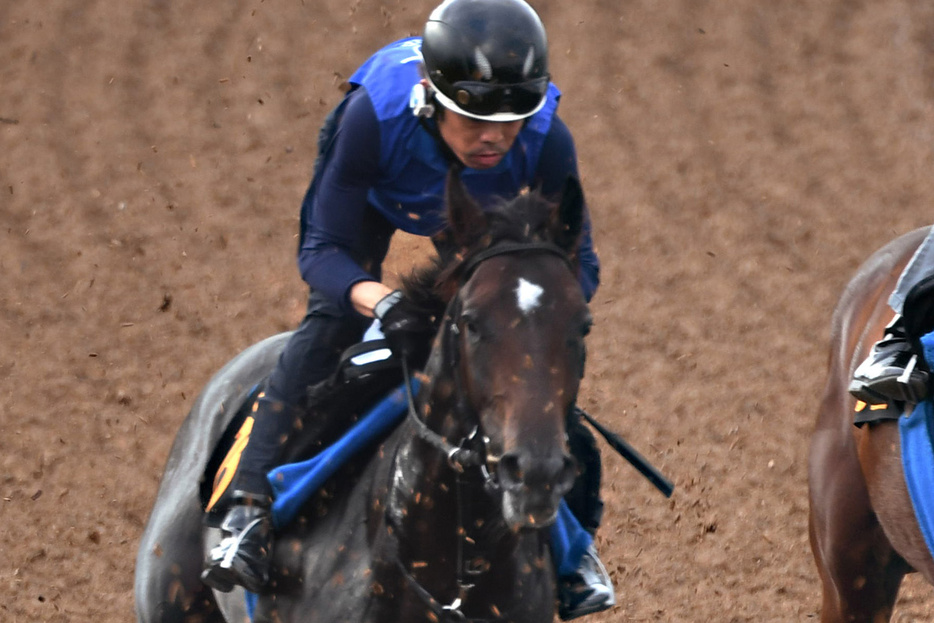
461, 313, 480, 339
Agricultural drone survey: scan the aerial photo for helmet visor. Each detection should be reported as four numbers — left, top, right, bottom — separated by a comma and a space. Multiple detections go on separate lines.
430, 75, 550, 121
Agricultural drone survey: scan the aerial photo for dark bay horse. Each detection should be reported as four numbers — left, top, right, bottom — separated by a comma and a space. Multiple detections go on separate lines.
135, 172, 593, 623
808, 226, 934, 622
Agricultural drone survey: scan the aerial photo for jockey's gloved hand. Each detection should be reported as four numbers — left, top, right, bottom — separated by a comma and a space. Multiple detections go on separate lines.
374, 290, 435, 368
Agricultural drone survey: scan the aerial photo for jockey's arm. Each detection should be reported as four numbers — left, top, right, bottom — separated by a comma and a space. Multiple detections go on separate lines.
298, 88, 388, 316
535, 115, 601, 303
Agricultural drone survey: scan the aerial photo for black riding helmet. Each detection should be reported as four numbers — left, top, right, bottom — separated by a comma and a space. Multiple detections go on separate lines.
421, 0, 550, 122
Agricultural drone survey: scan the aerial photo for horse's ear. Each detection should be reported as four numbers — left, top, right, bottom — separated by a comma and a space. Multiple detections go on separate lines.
445, 167, 487, 247
553, 175, 585, 252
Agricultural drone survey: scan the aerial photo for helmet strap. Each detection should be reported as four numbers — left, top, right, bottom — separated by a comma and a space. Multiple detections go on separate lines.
409, 83, 436, 119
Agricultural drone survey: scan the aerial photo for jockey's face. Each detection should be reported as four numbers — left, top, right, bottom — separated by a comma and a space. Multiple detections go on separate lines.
437, 109, 523, 170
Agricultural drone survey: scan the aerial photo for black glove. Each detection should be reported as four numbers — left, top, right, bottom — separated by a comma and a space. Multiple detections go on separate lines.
374, 290, 436, 368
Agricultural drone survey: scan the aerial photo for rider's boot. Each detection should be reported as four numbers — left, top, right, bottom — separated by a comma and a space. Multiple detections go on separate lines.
559, 407, 615, 620
201, 493, 273, 593
849, 315, 930, 404
557, 543, 616, 620
201, 393, 302, 593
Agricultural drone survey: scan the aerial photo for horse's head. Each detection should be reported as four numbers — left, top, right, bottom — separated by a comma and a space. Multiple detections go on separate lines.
414, 171, 592, 530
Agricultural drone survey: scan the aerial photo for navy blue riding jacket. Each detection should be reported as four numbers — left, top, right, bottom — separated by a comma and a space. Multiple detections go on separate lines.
297, 37, 600, 315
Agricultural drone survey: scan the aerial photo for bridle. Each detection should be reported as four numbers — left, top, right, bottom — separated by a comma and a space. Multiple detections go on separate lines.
392, 239, 575, 622
401, 239, 574, 475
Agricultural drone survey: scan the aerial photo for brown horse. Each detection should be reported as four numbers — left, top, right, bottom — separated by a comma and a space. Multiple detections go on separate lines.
808, 225, 934, 622
135, 171, 593, 623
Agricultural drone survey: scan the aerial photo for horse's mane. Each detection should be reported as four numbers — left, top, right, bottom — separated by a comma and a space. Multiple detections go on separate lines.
398, 189, 568, 324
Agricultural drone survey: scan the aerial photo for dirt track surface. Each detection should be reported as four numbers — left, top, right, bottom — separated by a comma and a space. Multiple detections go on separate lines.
3, 1, 934, 621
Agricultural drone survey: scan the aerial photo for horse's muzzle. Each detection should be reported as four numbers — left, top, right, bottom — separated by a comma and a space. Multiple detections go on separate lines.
498, 450, 577, 528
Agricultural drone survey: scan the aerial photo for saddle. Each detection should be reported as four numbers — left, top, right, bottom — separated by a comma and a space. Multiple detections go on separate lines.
199, 339, 406, 525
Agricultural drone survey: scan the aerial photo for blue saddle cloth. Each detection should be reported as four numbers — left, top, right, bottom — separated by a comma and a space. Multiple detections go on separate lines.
900, 331, 934, 558
245, 381, 592, 617
267, 380, 419, 529
900, 399, 934, 554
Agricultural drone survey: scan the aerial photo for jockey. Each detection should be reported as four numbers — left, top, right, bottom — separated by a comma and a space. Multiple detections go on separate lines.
201, 0, 613, 618
850, 227, 934, 404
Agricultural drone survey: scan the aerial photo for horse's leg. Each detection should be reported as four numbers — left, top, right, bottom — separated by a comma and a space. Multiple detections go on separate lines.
810, 412, 910, 623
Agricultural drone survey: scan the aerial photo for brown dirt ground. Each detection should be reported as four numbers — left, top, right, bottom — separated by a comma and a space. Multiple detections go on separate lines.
3, 1, 934, 621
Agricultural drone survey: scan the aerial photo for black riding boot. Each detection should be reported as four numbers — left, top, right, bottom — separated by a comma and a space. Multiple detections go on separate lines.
201, 494, 273, 593
557, 407, 615, 620
849, 315, 929, 404
201, 394, 302, 593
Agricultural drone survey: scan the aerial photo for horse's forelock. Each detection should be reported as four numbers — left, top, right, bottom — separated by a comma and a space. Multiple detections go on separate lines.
401, 190, 564, 311
485, 191, 556, 243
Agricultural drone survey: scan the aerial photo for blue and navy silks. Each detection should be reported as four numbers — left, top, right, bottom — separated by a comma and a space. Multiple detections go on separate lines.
900, 330, 934, 557
345, 37, 560, 237
296, 36, 601, 314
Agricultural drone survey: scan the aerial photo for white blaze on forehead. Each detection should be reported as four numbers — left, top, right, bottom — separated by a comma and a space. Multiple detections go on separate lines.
515, 278, 545, 315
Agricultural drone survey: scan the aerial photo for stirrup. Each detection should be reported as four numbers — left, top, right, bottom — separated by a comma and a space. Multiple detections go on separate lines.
849, 317, 930, 405
897, 354, 929, 403
201, 505, 273, 593
850, 350, 929, 404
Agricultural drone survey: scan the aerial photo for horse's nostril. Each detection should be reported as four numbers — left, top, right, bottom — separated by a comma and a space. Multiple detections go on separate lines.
498, 453, 524, 489
498, 452, 577, 494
